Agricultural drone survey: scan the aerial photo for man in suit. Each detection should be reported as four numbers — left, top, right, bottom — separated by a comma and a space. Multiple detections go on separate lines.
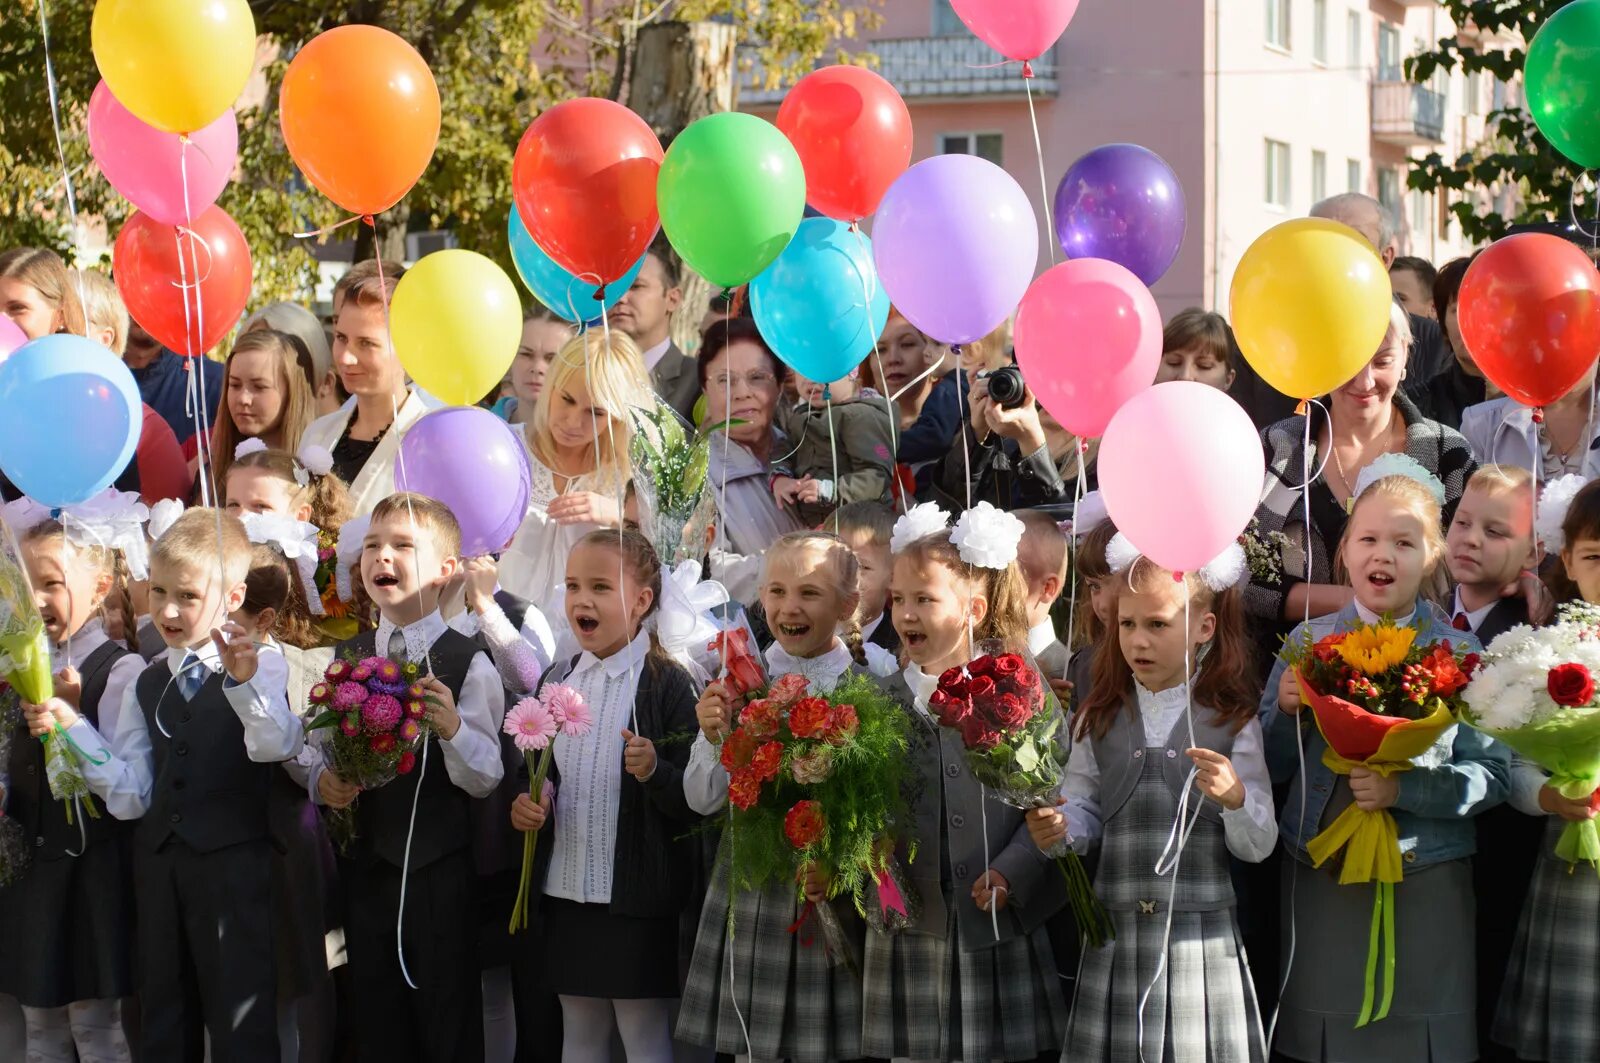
1229, 193, 1449, 429
614, 238, 699, 423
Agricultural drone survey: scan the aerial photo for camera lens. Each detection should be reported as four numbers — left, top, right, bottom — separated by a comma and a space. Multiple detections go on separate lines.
985, 365, 1027, 409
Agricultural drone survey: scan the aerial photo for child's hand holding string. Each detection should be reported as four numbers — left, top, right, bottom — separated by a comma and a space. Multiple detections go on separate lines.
695, 681, 733, 742
418, 676, 461, 740
1188, 747, 1246, 810
53, 666, 82, 710
621, 729, 656, 780
211, 622, 259, 685
1276, 668, 1303, 716
463, 556, 500, 615
972, 868, 1010, 912
23, 698, 78, 737
547, 492, 621, 528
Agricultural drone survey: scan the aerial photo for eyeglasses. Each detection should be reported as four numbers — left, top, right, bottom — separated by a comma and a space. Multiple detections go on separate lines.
709, 371, 778, 391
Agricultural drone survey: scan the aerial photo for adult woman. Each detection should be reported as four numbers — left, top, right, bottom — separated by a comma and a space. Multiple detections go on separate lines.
0, 247, 84, 338
494, 307, 573, 426
497, 330, 655, 612
1403, 255, 1489, 430
209, 330, 318, 488
1155, 308, 1239, 390
240, 302, 338, 416
699, 318, 803, 605
1248, 302, 1475, 634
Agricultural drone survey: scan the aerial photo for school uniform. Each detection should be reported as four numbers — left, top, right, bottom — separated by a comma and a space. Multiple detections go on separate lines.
1028, 617, 1071, 681
864, 664, 1067, 1062
532, 634, 702, 999
310, 613, 505, 1063
0, 621, 142, 1010
1261, 600, 1508, 1063
1063, 683, 1274, 1062
67, 637, 305, 1062
677, 641, 867, 1063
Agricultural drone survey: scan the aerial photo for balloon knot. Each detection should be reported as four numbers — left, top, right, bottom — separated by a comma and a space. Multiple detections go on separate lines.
1021, 61, 1035, 79
729, 286, 748, 317
594, 286, 607, 304
1294, 398, 1309, 416
1078, 439, 1090, 455
951, 344, 964, 357
1172, 571, 1185, 583
1533, 407, 1546, 424
361, 214, 376, 229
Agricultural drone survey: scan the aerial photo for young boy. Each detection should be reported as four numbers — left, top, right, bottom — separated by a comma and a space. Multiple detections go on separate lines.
1016, 508, 1071, 678
34, 508, 301, 1061
773, 369, 895, 527
310, 493, 504, 1061
825, 501, 897, 657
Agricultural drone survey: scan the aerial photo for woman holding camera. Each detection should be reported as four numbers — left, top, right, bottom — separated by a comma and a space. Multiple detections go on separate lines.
926, 360, 1078, 511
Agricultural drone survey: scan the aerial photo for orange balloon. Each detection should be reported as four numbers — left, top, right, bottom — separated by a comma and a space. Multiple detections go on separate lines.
280, 25, 440, 215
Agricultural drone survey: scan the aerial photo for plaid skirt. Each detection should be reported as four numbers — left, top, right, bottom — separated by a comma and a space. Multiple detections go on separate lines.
1066, 906, 1265, 1063
861, 886, 1065, 1061
676, 854, 863, 1063
1492, 818, 1600, 1063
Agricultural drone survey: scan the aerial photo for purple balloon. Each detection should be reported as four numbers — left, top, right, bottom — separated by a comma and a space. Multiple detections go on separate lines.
1054, 143, 1186, 286
874, 154, 1039, 345
396, 406, 531, 557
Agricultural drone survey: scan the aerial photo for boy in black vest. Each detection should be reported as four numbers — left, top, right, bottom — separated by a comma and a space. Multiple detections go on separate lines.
38, 508, 303, 1061
311, 493, 504, 1062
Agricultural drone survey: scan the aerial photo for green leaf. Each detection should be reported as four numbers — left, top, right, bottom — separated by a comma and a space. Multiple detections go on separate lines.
1014, 739, 1040, 773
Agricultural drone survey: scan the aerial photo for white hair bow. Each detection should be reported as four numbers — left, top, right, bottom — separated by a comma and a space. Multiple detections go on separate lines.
1537, 474, 1589, 554
239, 512, 326, 616
1, 497, 52, 536
889, 501, 951, 555
234, 438, 268, 461
62, 490, 152, 581
334, 514, 371, 603
1105, 532, 1249, 592
951, 501, 1024, 570
650, 560, 729, 684
296, 443, 334, 484
148, 498, 185, 541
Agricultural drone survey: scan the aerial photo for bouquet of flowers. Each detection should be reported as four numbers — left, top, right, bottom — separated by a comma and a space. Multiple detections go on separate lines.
930, 645, 1113, 949
306, 654, 434, 848
1462, 602, 1600, 870
0, 687, 32, 886
719, 671, 912, 958
629, 401, 726, 565
1283, 618, 1478, 1025
313, 527, 362, 641
503, 683, 593, 933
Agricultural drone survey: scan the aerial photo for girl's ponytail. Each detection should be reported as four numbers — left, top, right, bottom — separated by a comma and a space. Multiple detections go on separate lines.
844, 616, 867, 667
107, 548, 137, 652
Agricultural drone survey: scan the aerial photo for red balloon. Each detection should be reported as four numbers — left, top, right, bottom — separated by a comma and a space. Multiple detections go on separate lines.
512, 98, 663, 285
1458, 233, 1600, 408
114, 206, 252, 357
776, 65, 912, 222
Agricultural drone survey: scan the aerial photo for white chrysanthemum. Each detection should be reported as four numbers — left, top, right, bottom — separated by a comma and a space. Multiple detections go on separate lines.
1464, 602, 1600, 731
889, 501, 950, 555
951, 502, 1025, 570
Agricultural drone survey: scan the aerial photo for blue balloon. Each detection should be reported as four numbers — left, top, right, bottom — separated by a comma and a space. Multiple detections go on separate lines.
749, 217, 891, 383
0, 334, 141, 507
507, 209, 644, 325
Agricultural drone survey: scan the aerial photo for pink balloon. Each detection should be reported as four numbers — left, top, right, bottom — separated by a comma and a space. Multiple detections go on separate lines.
1097, 381, 1263, 575
89, 81, 237, 226
1013, 259, 1161, 438
950, 0, 1080, 62
0, 315, 24, 365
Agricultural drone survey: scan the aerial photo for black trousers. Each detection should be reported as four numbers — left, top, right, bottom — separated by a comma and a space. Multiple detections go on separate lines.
342, 849, 483, 1063
134, 837, 279, 1063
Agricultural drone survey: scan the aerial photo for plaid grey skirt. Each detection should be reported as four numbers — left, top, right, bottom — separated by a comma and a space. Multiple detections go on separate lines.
675, 853, 863, 1063
1493, 818, 1600, 1063
861, 886, 1065, 1061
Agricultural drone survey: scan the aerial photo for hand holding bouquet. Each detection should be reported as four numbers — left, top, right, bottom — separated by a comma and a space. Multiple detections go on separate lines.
503, 683, 592, 933
930, 645, 1113, 949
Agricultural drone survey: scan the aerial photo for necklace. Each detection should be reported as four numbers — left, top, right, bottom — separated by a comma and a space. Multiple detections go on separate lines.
1327, 416, 1403, 499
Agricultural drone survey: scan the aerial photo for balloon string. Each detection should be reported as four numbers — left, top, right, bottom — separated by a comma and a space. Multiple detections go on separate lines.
593, 301, 640, 736
34, 0, 89, 328
1061, 443, 1087, 682
1279, 399, 1333, 490
293, 214, 369, 241
1567, 170, 1600, 245
1024, 74, 1057, 267
842, 223, 908, 517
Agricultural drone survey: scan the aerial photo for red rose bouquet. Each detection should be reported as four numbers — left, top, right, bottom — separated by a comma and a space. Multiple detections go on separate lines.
719, 671, 911, 957
306, 654, 435, 848
931, 644, 1112, 948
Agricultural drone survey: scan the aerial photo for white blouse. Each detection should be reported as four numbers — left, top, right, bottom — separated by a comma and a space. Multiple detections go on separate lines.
1061, 680, 1278, 864
546, 631, 650, 905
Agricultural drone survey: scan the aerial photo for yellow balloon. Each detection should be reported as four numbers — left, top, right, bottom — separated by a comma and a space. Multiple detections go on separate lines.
92, 0, 256, 134
1229, 218, 1394, 401
391, 250, 523, 407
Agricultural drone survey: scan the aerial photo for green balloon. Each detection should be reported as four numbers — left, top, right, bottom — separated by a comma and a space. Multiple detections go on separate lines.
657, 113, 806, 288
1526, 0, 1600, 169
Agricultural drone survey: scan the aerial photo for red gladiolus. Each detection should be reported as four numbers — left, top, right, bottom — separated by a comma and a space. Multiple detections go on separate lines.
1421, 645, 1470, 697
1313, 632, 1348, 663
1548, 663, 1596, 708
783, 800, 826, 849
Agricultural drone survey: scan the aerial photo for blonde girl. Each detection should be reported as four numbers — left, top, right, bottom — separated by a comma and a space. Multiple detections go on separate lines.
1262, 466, 1508, 1062
498, 330, 654, 613
0, 247, 86, 339
211, 330, 319, 488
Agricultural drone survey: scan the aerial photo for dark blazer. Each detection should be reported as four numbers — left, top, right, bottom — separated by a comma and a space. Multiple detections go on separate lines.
536, 654, 702, 919
651, 342, 701, 425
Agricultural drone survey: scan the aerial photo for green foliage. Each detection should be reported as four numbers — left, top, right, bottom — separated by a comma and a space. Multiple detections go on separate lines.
1, 0, 876, 303
1404, 0, 1584, 244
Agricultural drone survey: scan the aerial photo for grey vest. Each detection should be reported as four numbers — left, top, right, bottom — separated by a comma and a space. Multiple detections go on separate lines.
1091, 695, 1241, 827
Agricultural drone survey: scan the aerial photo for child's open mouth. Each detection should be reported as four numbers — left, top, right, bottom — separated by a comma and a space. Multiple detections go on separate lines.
575, 615, 599, 634
778, 623, 811, 638
1367, 572, 1394, 588
903, 630, 925, 648
372, 573, 400, 589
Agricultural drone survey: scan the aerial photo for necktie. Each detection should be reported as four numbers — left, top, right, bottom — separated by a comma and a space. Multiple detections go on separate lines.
1452, 612, 1472, 632
387, 627, 410, 665
177, 655, 208, 701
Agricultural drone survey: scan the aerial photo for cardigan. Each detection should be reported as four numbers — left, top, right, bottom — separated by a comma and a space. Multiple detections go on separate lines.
298, 390, 429, 516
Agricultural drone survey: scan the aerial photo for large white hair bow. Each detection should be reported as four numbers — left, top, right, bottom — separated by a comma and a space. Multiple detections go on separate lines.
951, 501, 1024, 570
240, 512, 326, 616
61, 490, 152, 580
650, 560, 729, 684
334, 514, 371, 603
889, 501, 951, 555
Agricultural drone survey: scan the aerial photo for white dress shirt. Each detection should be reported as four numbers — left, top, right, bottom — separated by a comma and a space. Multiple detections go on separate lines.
641, 337, 672, 373
684, 640, 855, 816
69, 636, 304, 821
1061, 680, 1278, 864
546, 631, 650, 904
1449, 588, 1497, 634
1353, 600, 1416, 627
1026, 618, 1058, 659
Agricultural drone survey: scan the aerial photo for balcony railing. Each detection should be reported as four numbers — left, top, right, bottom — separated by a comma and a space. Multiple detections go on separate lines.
1371, 81, 1446, 145
740, 36, 1058, 107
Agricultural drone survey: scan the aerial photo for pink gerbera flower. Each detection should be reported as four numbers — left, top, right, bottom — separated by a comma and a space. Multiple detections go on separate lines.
542, 685, 590, 735
332, 682, 369, 710
503, 698, 558, 752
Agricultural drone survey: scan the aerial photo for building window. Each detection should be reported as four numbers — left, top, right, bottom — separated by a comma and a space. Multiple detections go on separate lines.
1311, 150, 1328, 203
1313, 0, 1328, 64
1411, 187, 1428, 235
931, 0, 965, 37
1377, 23, 1402, 81
1265, 139, 1291, 208
1378, 168, 1401, 215
1347, 158, 1362, 192
1464, 69, 1482, 115
1347, 10, 1363, 70
940, 132, 1003, 166
1266, 0, 1290, 50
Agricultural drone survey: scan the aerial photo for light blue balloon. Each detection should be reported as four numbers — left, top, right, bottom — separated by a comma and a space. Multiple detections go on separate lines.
749, 217, 891, 384
0, 334, 142, 507
507, 209, 645, 325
